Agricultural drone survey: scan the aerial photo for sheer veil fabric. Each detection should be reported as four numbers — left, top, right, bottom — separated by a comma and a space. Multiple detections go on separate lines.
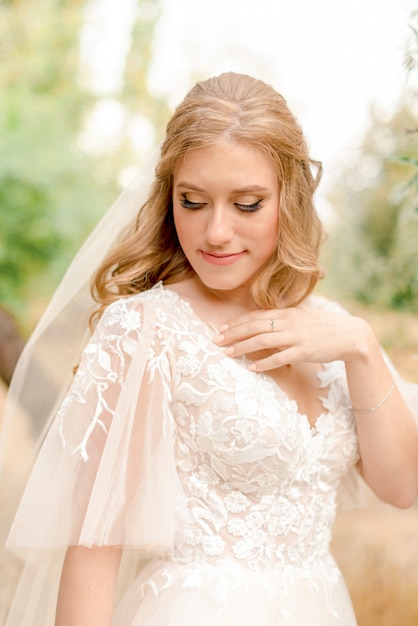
0, 142, 418, 625
0, 149, 159, 622
1, 147, 159, 444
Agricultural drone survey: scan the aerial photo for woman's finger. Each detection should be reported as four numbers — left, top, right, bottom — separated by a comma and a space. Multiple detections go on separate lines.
215, 312, 285, 346
248, 347, 300, 371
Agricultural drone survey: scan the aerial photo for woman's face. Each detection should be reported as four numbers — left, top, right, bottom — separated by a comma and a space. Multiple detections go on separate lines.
172, 139, 280, 303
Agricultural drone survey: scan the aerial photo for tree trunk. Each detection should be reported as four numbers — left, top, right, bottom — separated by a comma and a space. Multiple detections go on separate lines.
0, 307, 25, 386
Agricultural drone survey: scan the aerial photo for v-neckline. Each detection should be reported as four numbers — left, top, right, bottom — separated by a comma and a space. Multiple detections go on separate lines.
161, 283, 331, 432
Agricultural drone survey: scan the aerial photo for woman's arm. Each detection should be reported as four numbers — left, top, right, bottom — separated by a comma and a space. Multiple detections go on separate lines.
344, 320, 418, 508
55, 545, 122, 626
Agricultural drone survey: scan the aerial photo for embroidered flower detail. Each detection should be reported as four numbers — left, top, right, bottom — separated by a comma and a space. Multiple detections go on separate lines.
268, 498, 301, 536
232, 537, 255, 560
231, 526, 266, 559
201, 535, 226, 556
195, 411, 229, 451
224, 491, 250, 513
286, 543, 305, 563
177, 354, 201, 378
119, 307, 142, 331
226, 518, 248, 536
245, 511, 264, 530
206, 363, 229, 386
230, 418, 256, 446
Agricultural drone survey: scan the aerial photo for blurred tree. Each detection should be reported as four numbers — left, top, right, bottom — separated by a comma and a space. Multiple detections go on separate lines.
0, 0, 113, 321
122, 0, 170, 141
404, 9, 418, 78
322, 101, 418, 310
321, 10, 418, 311
398, 8, 418, 213
0, 0, 166, 330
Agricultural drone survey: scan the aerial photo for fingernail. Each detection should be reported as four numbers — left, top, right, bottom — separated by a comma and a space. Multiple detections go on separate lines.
219, 324, 229, 332
213, 334, 224, 344
224, 347, 234, 356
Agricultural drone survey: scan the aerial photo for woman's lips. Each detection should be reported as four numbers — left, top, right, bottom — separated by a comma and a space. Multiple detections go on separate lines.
200, 250, 246, 266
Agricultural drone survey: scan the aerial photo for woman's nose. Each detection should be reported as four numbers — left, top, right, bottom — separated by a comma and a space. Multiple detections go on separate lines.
205, 207, 234, 245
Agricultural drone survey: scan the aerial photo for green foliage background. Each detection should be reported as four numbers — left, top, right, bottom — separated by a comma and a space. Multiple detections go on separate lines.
321, 13, 418, 311
1, 2, 417, 328
0, 0, 167, 329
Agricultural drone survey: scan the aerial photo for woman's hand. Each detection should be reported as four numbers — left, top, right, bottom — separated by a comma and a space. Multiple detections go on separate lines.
214, 307, 374, 371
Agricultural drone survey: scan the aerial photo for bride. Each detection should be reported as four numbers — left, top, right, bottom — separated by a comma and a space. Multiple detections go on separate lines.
2, 72, 417, 626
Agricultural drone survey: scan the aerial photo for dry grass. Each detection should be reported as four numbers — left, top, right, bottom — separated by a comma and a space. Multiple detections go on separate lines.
331, 299, 418, 385
332, 494, 418, 626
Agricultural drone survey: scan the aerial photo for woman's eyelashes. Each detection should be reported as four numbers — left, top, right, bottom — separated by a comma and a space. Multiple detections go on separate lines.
179, 194, 263, 212
235, 200, 263, 212
180, 196, 206, 209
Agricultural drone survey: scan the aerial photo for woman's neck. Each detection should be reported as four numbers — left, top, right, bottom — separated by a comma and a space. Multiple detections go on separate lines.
166, 276, 257, 328
191, 276, 258, 314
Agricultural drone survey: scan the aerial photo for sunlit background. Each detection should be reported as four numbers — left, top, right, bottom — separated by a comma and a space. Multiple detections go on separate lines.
80, 0, 417, 213
1, 0, 417, 320
0, 2, 418, 623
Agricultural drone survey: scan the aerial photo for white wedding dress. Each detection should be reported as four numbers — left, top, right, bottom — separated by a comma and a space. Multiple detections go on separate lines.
3, 284, 382, 624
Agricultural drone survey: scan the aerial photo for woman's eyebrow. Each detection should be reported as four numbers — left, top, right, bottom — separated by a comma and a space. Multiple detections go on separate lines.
231, 185, 271, 194
175, 182, 271, 194
175, 182, 206, 191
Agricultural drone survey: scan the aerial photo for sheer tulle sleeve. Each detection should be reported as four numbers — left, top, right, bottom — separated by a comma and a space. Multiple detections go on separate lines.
7, 296, 182, 557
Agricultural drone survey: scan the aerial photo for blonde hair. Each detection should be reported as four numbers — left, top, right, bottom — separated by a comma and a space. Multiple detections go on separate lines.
91, 72, 323, 320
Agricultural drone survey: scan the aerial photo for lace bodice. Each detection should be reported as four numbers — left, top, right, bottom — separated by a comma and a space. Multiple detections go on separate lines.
56, 284, 359, 578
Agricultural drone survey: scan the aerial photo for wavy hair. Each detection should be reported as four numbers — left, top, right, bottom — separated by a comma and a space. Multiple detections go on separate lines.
91, 72, 323, 321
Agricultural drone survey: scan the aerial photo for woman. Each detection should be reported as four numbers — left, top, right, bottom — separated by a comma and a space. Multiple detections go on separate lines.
2, 72, 418, 625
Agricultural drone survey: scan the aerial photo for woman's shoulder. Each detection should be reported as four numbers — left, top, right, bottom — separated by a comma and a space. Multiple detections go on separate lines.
300, 292, 351, 315
103, 282, 183, 316
97, 282, 191, 335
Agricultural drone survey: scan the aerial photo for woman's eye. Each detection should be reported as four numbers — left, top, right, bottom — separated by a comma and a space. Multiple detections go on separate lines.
180, 196, 205, 210
235, 200, 263, 213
